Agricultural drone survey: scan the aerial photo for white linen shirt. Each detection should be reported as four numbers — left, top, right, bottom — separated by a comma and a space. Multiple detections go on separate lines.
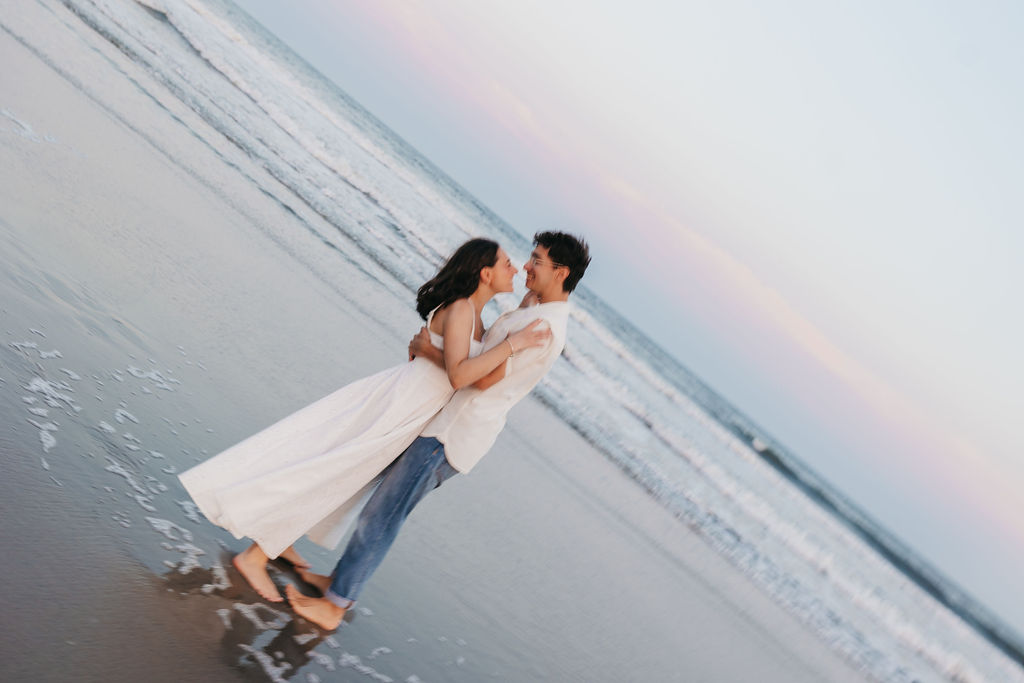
422, 301, 570, 473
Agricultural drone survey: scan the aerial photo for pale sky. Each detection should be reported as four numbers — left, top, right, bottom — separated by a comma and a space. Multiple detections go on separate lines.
236, 0, 1024, 635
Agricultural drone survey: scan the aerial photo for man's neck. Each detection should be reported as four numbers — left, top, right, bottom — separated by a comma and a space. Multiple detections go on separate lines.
535, 288, 570, 304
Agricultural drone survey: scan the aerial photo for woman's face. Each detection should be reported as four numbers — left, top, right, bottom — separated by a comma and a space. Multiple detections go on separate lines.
488, 247, 518, 293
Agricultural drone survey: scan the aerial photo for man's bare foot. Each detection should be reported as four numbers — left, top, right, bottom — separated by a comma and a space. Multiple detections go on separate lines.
277, 545, 311, 570
286, 584, 346, 630
297, 569, 331, 594
233, 544, 282, 602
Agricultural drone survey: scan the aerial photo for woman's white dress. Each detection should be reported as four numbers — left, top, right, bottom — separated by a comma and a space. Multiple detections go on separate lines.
179, 309, 482, 558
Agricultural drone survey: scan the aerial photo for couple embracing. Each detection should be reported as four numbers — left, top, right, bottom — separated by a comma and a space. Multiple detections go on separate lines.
180, 231, 590, 630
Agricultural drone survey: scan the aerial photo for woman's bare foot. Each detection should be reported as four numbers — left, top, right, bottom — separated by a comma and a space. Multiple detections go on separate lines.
277, 545, 311, 570
297, 568, 331, 594
233, 543, 282, 602
286, 584, 346, 630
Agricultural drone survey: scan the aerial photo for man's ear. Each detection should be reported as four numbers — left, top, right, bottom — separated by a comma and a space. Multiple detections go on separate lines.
553, 267, 568, 288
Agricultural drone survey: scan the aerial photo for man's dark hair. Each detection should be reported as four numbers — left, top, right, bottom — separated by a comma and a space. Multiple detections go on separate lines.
534, 231, 591, 293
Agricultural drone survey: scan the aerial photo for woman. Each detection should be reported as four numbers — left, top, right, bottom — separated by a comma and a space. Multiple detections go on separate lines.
179, 238, 548, 601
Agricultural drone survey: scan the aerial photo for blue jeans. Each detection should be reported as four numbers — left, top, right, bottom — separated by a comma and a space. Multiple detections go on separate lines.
326, 436, 458, 607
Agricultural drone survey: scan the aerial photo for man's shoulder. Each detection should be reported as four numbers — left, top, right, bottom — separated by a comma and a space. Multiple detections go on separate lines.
512, 316, 569, 368
484, 301, 570, 348
531, 302, 570, 336
512, 301, 570, 323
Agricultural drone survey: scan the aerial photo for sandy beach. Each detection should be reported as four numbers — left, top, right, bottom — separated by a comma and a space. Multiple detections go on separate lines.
1, 3, 868, 681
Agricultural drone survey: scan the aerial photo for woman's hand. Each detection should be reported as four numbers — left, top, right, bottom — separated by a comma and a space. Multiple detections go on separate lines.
507, 319, 551, 353
519, 291, 540, 308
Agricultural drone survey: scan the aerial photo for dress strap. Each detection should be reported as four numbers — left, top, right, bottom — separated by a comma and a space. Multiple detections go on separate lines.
426, 304, 442, 333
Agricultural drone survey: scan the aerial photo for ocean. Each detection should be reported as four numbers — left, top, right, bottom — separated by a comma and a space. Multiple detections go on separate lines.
5, 0, 1023, 681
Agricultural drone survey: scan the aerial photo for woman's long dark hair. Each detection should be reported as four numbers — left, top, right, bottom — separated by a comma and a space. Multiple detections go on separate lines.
416, 238, 500, 320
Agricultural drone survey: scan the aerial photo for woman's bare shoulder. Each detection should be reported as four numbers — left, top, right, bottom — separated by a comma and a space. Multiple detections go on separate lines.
434, 298, 472, 327
445, 298, 473, 316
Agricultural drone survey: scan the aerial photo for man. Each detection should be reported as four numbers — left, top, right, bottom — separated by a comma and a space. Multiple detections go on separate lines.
285, 231, 590, 630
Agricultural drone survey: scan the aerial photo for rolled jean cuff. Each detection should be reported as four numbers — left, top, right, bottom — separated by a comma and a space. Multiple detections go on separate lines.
325, 590, 355, 610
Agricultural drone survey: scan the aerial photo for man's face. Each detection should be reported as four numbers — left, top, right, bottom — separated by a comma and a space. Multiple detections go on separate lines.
523, 245, 562, 294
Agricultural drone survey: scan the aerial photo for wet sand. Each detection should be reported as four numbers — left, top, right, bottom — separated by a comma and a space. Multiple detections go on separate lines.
1, 5, 867, 681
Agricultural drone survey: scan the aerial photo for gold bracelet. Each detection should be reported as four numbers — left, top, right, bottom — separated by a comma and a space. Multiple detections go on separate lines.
506, 339, 516, 357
